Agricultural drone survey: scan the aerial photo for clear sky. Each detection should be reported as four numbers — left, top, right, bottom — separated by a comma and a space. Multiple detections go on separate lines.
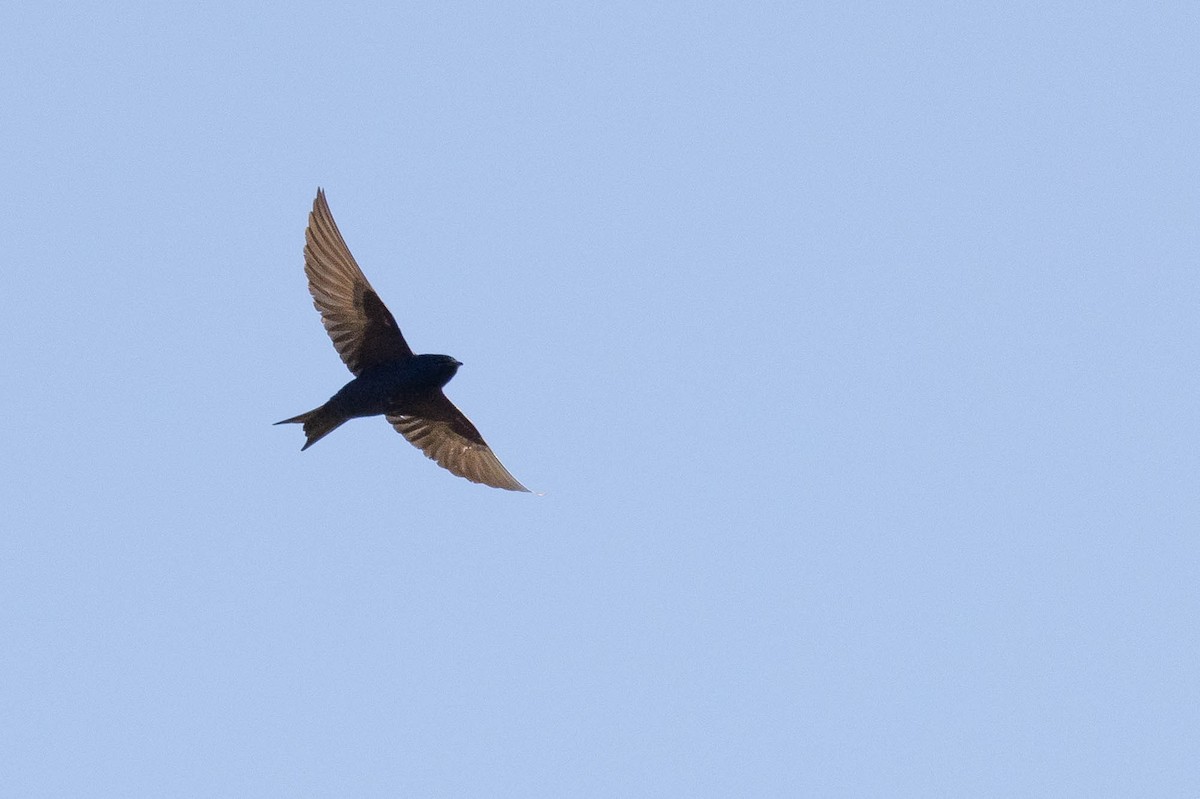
3, 2, 1197, 796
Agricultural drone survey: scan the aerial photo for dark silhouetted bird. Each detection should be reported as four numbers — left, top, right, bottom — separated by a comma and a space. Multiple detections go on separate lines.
276, 189, 529, 492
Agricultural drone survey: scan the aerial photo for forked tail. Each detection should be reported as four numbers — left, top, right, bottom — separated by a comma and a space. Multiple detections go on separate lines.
274, 404, 347, 451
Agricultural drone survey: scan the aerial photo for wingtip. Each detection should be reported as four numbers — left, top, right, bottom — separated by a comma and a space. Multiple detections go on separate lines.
502, 474, 533, 493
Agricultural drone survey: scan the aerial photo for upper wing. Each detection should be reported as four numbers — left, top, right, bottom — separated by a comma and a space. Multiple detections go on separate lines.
386, 391, 529, 492
304, 188, 413, 375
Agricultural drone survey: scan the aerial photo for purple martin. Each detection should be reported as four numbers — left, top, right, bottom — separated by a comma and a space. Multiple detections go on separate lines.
276, 189, 529, 492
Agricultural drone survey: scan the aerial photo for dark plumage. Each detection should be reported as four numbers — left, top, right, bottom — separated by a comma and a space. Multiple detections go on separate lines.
276, 189, 529, 492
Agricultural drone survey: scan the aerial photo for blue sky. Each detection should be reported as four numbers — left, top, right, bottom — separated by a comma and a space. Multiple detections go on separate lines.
3, 1, 1198, 795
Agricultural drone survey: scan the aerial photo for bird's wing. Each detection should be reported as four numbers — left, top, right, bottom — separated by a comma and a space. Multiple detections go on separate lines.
387, 391, 529, 492
304, 188, 413, 375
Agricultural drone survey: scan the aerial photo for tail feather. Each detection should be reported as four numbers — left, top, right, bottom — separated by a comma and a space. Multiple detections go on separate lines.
274, 404, 347, 450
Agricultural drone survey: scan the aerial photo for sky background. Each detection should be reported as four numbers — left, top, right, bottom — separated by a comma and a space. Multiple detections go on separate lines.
2, 1, 1198, 796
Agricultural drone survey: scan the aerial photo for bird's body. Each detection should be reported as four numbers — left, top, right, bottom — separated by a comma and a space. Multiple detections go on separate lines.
278, 354, 462, 449
276, 189, 528, 492
332, 355, 462, 419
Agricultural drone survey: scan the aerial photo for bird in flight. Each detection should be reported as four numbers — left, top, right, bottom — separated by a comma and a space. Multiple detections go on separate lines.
276, 189, 529, 492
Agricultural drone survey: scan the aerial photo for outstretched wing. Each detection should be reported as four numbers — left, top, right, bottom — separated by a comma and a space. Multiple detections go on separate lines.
304, 188, 413, 375
387, 391, 529, 492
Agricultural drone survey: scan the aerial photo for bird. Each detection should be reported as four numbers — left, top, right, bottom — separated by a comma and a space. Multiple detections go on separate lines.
275, 188, 529, 492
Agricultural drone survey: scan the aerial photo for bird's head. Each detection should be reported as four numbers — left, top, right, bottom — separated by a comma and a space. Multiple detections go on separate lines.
412, 353, 463, 387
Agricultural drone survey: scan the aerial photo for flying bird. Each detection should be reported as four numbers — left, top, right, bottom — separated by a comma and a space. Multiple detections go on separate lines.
276, 189, 529, 492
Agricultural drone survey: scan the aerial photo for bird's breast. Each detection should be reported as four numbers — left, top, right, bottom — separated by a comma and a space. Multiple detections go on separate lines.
329, 363, 434, 419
